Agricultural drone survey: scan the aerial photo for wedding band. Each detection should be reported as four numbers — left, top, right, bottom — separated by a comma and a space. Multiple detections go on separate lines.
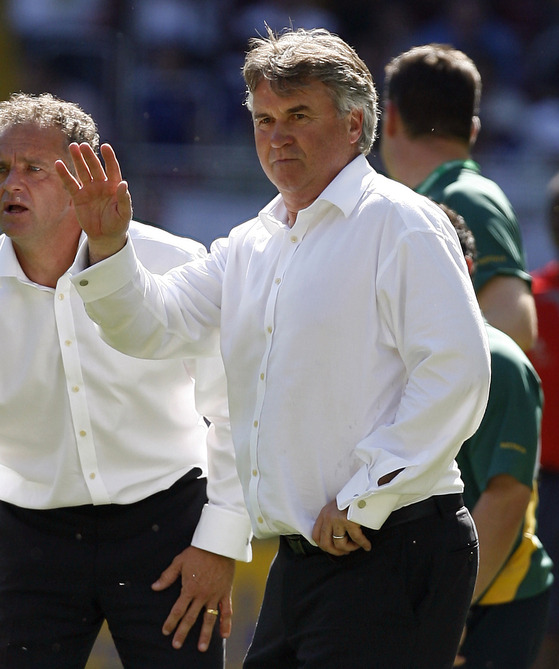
332, 534, 346, 540
206, 608, 219, 616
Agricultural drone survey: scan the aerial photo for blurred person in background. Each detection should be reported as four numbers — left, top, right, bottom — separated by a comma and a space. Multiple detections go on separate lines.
0, 92, 251, 669
529, 172, 559, 669
380, 43, 537, 353
59, 27, 490, 668
440, 204, 552, 669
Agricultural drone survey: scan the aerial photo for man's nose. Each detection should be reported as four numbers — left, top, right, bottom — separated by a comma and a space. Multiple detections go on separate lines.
1, 168, 23, 192
270, 122, 293, 148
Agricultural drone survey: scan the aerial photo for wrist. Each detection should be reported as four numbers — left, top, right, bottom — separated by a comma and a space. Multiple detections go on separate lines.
87, 235, 127, 265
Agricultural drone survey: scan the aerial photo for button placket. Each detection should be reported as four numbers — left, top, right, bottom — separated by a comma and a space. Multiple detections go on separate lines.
54, 276, 111, 504
246, 228, 301, 532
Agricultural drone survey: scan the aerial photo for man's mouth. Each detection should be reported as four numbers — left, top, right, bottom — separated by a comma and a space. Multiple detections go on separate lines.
3, 204, 27, 214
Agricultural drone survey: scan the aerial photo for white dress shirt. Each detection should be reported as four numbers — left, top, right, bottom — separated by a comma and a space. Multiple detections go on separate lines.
74, 156, 491, 542
0, 221, 251, 561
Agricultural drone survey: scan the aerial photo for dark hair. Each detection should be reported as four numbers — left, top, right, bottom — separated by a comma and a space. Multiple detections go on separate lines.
0, 92, 99, 152
437, 202, 477, 267
243, 26, 378, 155
383, 44, 481, 143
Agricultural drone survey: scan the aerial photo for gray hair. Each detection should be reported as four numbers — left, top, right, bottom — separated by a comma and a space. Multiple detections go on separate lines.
0, 92, 99, 152
243, 27, 378, 155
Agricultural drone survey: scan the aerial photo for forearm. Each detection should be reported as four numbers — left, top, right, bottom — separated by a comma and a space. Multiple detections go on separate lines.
470, 475, 531, 602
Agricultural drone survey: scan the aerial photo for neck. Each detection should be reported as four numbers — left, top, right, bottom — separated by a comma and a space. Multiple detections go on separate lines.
389, 137, 471, 190
13, 229, 81, 288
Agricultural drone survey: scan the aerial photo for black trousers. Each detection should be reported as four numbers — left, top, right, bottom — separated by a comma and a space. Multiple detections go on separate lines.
244, 494, 478, 669
0, 470, 224, 669
460, 588, 551, 668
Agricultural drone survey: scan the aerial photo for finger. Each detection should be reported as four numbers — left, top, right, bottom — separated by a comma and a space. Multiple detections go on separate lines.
100, 143, 124, 183
162, 593, 195, 640
158, 572, 198, 637
310, 517, 323, 546
78, 142, 108, 182
151, 561, 181, 592
170, 601, 204, 649
346, 526, 372, 552
196, 606, 220, 652
313, 523, 347, 555
55, 159, 80, 194
218, 596, 233, 639
67, 142, 94, 185
116, 180, 133, 222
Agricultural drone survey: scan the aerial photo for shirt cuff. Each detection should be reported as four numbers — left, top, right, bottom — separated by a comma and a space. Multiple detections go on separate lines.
70, 236, 137, 303
191, 504, 253, 562
337, 466, 401, 530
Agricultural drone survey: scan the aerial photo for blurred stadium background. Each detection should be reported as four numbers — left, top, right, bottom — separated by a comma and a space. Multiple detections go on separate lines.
2, 1, 559, 666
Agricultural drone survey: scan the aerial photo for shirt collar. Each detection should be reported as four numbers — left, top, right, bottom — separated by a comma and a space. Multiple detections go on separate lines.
415, 159, 480, 195
0, 235, 25, 279
259, 154, 375, 233
0, 231, 88, 281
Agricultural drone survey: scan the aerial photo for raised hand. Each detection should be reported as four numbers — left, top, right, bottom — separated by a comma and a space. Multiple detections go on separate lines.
55, 143, 132, 263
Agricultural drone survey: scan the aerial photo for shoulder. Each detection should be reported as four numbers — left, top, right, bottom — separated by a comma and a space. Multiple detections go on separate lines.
367, 173, 451, 233
487, 324, 540, 391
442, 171, 516, 222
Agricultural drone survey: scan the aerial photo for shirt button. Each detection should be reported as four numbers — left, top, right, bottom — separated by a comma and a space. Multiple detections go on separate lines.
290, 235, 298, 243
357, 500, 366, 509
253, 420, 258, 428
260, 373, 265, 380
257, 517, 264, 524
89, 472, 96, 480
64, 340, 72, 347
57, 293, 65, 300
267, 326, 272, 333
72, 386, 80, 393
79, 280, 89, 287
275, 278, 281, 284
252, 469, 258, 477
79, 430, 87, 437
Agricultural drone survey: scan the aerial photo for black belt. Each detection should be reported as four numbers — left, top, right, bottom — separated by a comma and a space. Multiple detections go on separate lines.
282, 493, 464, 557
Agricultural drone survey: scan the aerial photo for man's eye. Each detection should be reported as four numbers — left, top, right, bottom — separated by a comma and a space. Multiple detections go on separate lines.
29, 165, 41, 172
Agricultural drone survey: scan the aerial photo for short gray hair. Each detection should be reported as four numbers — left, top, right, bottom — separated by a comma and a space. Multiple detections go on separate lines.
243, 27, 378, 155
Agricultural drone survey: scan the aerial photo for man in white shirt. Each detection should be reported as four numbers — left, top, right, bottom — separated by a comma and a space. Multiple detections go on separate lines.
59, 28, 491, 668
0, 92, 251, 668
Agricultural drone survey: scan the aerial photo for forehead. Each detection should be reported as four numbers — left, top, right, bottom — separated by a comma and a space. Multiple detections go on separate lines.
252, 78, 336, 113
0, 123, 69, 160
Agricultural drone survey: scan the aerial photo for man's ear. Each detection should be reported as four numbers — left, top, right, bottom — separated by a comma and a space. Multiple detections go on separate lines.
465, 254, 475, 276
348, 107, 364, 146
470, 116, 480, 146
382, 99, 399, 137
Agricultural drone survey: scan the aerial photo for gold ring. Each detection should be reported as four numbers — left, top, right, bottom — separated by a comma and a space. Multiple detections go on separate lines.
332, 534, 346, 540
206, 608, 219, 616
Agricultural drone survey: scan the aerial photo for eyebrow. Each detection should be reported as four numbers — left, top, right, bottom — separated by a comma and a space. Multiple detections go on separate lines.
253, 104, 312, 119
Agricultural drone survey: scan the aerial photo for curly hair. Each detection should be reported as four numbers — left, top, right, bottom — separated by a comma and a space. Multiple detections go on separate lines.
0, 92, 99, 152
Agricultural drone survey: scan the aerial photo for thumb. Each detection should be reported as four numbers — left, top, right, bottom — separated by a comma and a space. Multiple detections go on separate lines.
151, 559, 181, 591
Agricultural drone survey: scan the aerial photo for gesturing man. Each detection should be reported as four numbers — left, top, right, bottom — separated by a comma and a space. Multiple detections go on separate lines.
0, 92, 251, 669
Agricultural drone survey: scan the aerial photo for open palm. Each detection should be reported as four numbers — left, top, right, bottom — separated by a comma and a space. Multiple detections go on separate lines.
56, 142, 132, 261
